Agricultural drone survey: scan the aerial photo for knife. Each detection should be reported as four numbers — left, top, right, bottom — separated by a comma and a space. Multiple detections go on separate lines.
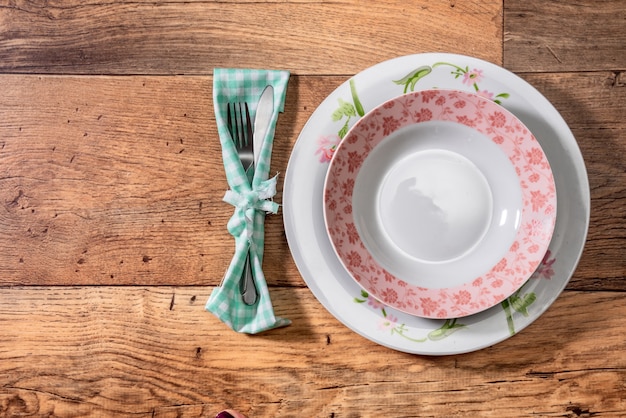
240, 85, 274, 305
253, 85, 274, 168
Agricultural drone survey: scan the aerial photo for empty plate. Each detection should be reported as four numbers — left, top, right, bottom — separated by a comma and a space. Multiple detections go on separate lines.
323, 89, 557, 318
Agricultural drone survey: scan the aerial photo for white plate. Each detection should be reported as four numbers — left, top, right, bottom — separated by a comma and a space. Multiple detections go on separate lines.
323, 90, 556, 318
283, 53, 589, 355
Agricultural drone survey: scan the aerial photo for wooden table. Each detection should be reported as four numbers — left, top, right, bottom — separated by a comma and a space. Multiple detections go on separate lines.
1, 1, 624, 416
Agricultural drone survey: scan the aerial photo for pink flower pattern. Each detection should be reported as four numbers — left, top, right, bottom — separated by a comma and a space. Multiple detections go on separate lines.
489, 111, 507, 128
421, 90, 439, 102
414, 108, 433, 122
453, 290, 472, 305
380, 288, 399, 304
367, 297, 385, 310
453, 100, 466, 109
382, 115, 401, 135
315, 134, 340, 162
530, 190, 549, 212
477, 90, 494, 100
324, 90, 556, 318
378, 314, 398, 331
463, 68, 484, 85
347, 151, 363, 173
533, 250, 556, 280
346, 223, 359, 244
420, 298, 438, 317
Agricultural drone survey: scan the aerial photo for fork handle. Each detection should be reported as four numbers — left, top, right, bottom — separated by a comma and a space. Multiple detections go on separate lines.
240, 251, 258, 305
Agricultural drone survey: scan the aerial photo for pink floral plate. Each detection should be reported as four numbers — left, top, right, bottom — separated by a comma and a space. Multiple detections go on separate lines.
323, 89, 557, 318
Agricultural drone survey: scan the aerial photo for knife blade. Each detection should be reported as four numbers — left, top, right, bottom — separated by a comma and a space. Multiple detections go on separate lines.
253, 85, 274, 168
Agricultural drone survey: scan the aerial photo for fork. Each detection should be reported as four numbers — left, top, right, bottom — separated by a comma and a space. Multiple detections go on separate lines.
227, 102, 258, 306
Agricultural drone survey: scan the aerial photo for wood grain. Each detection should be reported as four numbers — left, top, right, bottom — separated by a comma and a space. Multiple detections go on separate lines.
1, 73, 624, 288
0, 74, 340, 286
0, 0, 625, 416
0, 0, 502, 75
504, 0, 626, 72
0, 287, 624, 417
515, 72, 626, 291
0, 75, 226, 285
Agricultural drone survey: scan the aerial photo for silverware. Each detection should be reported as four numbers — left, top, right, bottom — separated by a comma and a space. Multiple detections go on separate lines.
253, 86, 274, 166
227, 102, 257, 305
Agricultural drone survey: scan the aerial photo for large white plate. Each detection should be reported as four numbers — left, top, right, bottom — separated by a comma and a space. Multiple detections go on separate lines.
283, 53, 590, 355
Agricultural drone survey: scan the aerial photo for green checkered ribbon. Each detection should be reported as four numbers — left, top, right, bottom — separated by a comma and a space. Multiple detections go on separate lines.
206, 68, 291, 333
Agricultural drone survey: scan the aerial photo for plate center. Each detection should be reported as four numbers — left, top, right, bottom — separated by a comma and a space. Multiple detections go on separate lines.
379, 149, 493, 263
353, 120, 522, 288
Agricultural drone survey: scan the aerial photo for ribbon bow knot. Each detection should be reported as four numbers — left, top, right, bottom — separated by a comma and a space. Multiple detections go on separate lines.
243, 190, 260, 207
223, 175, 280, 241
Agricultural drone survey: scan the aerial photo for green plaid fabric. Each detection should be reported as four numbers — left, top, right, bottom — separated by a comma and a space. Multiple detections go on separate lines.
206, 68, 291, 333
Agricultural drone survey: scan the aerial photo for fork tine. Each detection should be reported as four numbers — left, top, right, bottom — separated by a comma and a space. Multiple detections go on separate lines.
228, 102, 254, 172
234, 103, 251, 147
244, 103, 252, 147
233, 103, 241, 148
226, 103, 232, 135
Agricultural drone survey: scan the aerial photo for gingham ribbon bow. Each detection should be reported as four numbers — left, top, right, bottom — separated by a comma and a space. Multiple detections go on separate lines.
223, 176, 279, 243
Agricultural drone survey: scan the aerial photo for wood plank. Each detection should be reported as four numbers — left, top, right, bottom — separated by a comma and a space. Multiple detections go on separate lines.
504, 0, 626, 72
0, 287, 624, 416
1, 73, 624, 288
0, 0, 502, 76
0, 74, 344, 287
575, 196, 626, 290
509, 69, 626, 186
0, 74, 345, 287
0, 75, 226, 285
515, 72, 626, 291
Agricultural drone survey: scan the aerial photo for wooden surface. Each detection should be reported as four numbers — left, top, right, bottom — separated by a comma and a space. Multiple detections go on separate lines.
0, 0, 624, 416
